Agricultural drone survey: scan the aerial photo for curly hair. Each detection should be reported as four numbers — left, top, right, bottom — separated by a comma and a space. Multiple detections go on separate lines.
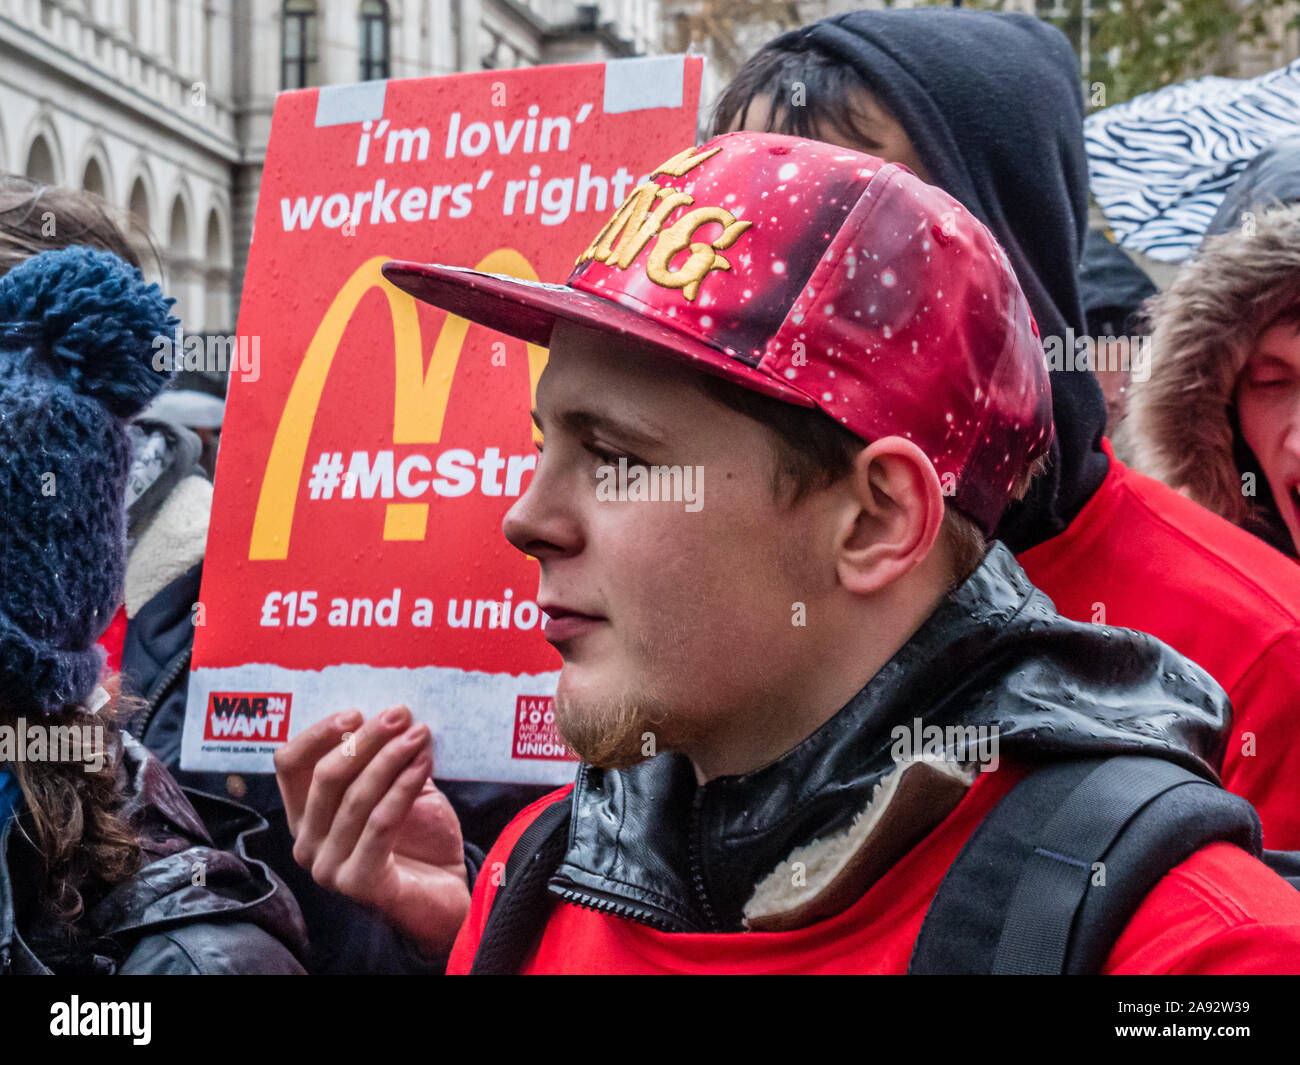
4, 677, 143, 938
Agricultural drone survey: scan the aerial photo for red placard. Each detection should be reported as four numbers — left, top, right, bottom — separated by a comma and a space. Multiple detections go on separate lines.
182, 58, 703, 781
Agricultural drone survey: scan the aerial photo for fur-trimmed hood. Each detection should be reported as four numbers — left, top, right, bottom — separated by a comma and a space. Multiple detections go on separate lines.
1122, 202, 1300, 555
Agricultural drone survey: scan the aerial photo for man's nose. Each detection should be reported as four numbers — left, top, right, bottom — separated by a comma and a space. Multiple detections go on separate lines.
503, 464, 583, 560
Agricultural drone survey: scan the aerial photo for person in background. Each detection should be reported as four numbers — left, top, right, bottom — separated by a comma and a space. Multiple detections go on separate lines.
143, 368, 227, 480
0, 245, 307, 973
1124, 203, 1300, 560
712, 6, 1300, 850
1077, 229, 1158, 434
0, 176, 157, 675
0, 175, 548, 972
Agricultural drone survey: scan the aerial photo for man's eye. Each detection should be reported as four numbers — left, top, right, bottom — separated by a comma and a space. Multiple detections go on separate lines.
586, 443, 639, 467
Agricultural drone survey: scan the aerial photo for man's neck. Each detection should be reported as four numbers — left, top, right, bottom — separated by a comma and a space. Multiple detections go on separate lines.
685, 564, 956, 783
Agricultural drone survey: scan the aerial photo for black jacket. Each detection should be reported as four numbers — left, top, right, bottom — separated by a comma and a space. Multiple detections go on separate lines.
547, 543, 1231, 932
1, 734, 307, 974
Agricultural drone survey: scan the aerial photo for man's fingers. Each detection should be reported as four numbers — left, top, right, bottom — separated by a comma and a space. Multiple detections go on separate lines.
336, 749, 434, 897
293, 705, 414, 866
274, 709, 362, 835
309, 723, 430, 886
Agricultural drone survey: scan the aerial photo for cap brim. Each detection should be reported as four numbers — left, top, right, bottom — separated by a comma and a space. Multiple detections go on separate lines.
381, 260, 816, 407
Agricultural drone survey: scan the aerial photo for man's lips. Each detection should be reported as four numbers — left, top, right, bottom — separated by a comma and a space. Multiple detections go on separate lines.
539, 604, 606, 645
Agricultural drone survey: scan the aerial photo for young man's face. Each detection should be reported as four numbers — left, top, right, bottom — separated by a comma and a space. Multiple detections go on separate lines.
503, 322, 835, 772
1237, 318, 1300, 554
728, 88, 932, 183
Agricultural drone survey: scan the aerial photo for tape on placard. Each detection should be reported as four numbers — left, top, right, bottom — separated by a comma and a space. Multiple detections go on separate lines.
315, 80, 387, 127
603, 55, 685, 115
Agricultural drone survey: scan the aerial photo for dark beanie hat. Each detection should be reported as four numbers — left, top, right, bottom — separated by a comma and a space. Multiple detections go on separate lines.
0, 246, 176, 715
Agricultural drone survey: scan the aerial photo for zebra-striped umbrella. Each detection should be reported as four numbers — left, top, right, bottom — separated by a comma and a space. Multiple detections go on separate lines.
1085, 58, 1300, 263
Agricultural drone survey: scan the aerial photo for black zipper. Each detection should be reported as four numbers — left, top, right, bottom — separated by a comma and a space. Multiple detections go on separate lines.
135, 646, 193, 740
687, 789, 721, 932
549, 878, 694, 933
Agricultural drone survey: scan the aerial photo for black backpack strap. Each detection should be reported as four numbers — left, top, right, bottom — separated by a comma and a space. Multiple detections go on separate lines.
469, 797, 572, 975
909, 755, 1262, 975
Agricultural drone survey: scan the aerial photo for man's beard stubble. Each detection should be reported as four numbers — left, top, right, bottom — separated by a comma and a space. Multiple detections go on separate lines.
552, 620, 695, 769
554, 685, 673, 769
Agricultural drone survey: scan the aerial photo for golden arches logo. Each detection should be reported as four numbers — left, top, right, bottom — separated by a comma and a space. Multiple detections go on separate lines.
248, 250, 548, 561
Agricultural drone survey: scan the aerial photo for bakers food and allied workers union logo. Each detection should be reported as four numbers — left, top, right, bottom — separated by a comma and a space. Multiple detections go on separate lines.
576, 145, 752, 301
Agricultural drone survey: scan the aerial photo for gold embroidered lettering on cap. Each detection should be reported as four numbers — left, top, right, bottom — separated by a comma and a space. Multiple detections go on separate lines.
647, 207, 752, 301
575, 144, 752, 301
649, 144, 722, 179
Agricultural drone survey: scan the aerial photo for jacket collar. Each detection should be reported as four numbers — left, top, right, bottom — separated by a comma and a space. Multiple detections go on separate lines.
548, 542, 1231, 933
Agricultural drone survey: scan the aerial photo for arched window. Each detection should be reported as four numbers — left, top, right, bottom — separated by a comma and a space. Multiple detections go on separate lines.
360, 0, 390, 81
82, 157, 106, 199
129, 178, 151, 233
127, 177, 161, 283
169, 196, 190, 259
25, 136, 57, 185
204, 208, 231, 332
282, 0, 319, 90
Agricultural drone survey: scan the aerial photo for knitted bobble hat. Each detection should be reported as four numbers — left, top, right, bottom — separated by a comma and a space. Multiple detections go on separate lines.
0, 246, 176, 715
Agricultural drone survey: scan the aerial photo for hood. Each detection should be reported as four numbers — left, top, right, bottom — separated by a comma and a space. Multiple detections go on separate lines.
1122, 202, 1300, 556
549, 542, 1231, 934
125, 417, 204, 540
123, 415, 211, 619
1203, 134, 1300, 241
124, 475, 211, 618
800, 8, 1108, 552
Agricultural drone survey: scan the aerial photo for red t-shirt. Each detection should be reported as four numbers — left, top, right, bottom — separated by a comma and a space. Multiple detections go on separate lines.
448, 771, 1300, 974
1019, 440, 1300, 849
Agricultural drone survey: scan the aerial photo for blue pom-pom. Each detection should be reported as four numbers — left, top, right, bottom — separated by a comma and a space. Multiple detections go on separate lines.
0, 245, 178, 417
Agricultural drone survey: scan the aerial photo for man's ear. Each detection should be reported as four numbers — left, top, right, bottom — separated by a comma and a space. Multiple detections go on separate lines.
836, 436, 945, 596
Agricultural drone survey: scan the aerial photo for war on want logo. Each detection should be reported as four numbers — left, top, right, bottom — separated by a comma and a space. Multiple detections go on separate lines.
512, 695, 577, 762
204, 691, 293, 742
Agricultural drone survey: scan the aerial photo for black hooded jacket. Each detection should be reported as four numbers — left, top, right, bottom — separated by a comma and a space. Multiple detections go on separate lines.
800, 8, 1109, 551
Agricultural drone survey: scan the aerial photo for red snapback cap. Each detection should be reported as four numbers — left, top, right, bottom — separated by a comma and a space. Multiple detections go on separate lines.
382, 131, 1052, 534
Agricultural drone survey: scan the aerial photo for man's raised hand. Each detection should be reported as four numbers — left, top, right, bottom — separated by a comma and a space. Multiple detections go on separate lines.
274, 705, 470, 957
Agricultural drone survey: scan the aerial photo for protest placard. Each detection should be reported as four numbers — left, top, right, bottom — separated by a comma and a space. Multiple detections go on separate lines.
182, 56, 704, 782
